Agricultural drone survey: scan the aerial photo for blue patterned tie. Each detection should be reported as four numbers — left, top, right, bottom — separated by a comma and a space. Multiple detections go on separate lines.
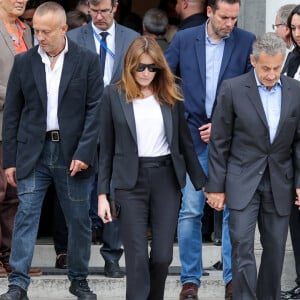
100, 32, 109, 76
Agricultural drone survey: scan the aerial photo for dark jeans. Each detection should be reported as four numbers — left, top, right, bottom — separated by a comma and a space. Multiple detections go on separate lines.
8, 141, 93, 290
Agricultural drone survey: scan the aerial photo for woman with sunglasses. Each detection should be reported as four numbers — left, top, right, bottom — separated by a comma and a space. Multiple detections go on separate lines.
97, 36, 206, 300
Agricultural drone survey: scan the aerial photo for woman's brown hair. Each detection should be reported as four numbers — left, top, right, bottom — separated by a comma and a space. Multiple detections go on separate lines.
118, 36, 183, 106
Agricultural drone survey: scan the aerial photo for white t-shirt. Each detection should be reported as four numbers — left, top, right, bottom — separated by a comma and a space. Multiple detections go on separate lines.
132, 95, 170, 157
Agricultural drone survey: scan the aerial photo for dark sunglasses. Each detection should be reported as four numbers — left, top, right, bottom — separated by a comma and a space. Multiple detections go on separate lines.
136, 64, 160, 72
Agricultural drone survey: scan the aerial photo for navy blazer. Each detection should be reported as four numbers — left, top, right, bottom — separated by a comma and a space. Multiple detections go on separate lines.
97, 85, 206, 195
67, 22, 140, 84
2, 40, 103, 179
165, 24, 256, 154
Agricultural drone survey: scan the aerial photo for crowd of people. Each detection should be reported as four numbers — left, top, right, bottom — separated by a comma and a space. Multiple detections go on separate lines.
1, 0, 300, 300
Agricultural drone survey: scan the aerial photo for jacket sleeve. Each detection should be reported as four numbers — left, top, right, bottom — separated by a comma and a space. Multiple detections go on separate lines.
177, 100, 207, 189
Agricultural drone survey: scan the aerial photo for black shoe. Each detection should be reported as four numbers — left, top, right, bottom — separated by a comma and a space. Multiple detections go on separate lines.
281, 285, 300, 299
0, 285, 29, 300
55, 253, 67, 269
104, 261, 125, 278
69, 279, 97, 300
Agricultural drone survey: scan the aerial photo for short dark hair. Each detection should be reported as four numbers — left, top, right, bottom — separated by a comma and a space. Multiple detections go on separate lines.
67, 10, 89, 30
207, 0, 240, 10
287, 5, 300, 55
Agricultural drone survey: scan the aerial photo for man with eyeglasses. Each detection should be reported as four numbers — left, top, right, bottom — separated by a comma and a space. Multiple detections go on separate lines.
273, 4, 296, 74
68, 0, 139, 279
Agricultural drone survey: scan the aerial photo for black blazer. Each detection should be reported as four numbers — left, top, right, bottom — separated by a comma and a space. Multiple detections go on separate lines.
2, 40, 103, 179
97, 85, 206, 195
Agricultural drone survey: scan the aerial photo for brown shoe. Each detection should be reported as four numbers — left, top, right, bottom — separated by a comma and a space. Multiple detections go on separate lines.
225, 280, 233, 300
0, 261, 7, 277
179, 282, 199, 300
3, 261, 42, 276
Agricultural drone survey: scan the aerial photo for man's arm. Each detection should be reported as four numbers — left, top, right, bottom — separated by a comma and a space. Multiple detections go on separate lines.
164, 31, 181, 73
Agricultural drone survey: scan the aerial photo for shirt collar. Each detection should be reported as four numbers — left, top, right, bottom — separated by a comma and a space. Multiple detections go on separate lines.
254, 68, 282, 90
91, 20, 115, 37
38, 36, 69, 62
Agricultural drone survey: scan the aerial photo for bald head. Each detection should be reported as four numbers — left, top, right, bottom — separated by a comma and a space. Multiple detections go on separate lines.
35, 1, 66, 25
176, 0, 206, 21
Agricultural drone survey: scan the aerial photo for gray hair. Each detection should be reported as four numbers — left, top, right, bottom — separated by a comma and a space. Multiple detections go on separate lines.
277, 4, 297, 24
252, 32, 286, 60
143, 8, 168, 36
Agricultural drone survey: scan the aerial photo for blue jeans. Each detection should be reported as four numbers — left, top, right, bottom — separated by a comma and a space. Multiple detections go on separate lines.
178, 148, 208, 286
178, 147, 232, 286
222, 205, 232, 285
8, 141, 93, 290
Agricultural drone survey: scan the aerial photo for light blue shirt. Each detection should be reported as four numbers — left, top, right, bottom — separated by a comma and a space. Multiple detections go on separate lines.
205, 22, 226, 118
254, 70, 282, 144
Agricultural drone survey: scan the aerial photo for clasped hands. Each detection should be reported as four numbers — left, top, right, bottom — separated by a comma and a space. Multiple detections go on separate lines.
205, 191, 225, 211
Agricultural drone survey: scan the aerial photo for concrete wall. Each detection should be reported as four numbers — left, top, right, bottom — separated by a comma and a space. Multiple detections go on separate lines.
238, 0, 300, 36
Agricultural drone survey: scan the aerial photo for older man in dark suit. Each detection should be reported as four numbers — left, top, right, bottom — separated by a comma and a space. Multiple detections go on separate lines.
0, 2, 103, 300
165, 1, 255, 299
206, 32, 300, 300
67, 0, 139, 278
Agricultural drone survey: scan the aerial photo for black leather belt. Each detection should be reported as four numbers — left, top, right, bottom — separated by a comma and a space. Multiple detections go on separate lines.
46, 130, 60, 142
139, 155, 172, 168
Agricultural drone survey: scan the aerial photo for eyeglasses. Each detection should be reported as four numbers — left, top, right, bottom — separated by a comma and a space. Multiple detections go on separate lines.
89, 7, 113, 17
136, 64, 160, 72
272, 23, 285, 30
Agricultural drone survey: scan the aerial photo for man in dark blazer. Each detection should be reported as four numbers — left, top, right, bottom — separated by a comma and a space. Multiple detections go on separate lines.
67, 0, 139, 278
165, 0, 255, 299
0, 2, 103, 300
206, 32, 300, 300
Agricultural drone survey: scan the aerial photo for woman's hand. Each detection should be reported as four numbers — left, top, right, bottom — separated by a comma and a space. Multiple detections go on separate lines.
98, 194, 112, 223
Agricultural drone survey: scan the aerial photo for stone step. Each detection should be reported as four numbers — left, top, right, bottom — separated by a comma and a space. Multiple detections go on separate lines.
0, 232, 296, 299
32, 241, 222, 268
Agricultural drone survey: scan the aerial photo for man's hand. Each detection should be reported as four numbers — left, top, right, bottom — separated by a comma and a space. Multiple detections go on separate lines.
5, 167, 17, 187
98, 194, 112, 223
206, 192, 225, 211
295, 188, 300, 209
199, 123, 211, 143
69, 160, 89, 176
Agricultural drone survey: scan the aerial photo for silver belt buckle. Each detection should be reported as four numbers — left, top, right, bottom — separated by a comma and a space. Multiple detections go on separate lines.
51, 131, 60, 142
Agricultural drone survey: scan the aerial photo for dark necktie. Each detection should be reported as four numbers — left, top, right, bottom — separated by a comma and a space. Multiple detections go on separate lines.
100, 32, 109, 76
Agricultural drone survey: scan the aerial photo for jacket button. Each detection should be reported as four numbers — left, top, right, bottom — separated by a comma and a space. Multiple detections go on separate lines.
259, 171, 263, 175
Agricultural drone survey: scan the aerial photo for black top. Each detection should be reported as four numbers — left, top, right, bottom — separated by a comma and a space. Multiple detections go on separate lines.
178, 13, 207, 30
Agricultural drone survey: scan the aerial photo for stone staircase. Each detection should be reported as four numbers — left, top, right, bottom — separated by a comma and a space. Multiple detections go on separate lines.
0, 231, 297, 299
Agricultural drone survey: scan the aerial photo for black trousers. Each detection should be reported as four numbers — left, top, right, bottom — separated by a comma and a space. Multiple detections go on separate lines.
115, 156, 181, 300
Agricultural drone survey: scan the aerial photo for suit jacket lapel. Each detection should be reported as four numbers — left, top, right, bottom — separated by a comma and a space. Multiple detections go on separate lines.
274, 76, 292, 140
195, 28, 206, 89
119, 92, 137, 144
84, 23, 97, 52
246, 70, 269, 130
0, 20, 16, 56
31, 48, 47, 112
58, 40, 78, 104
111, 23, 123, 82
160, 104, 173, 146
218, 33, 235, 83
